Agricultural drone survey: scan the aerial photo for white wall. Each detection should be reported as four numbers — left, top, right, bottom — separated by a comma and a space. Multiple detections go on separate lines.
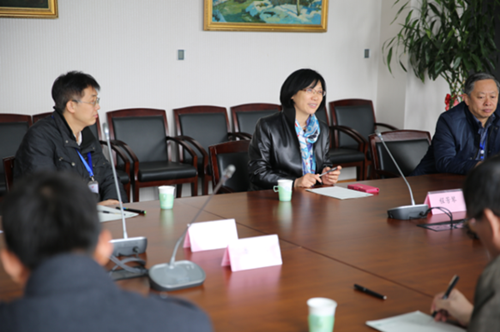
0, 0, 383, 131
1, 0, 452, 197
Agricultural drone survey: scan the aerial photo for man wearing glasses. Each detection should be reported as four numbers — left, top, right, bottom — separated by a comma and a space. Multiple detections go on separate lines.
14, 71, 126, 205
431, 156, 500, 330
411, 73, 500, 176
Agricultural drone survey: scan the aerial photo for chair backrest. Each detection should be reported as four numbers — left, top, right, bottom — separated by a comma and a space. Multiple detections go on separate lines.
34, 112, 102, 139
230, 103, 281, 136
107, 108, 170, 163
369, 130, 431, 177
314, 106, 330, 126
209, 140, 250, 193
329, 99, 375, 148
0, 114, 32, 175
173, 106, 230, 161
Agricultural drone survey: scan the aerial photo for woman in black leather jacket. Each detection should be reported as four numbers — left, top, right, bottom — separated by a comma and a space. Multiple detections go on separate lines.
248, 69, 342, 190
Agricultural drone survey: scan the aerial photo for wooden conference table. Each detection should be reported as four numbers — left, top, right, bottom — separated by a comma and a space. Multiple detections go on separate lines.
0, 174, 487, 331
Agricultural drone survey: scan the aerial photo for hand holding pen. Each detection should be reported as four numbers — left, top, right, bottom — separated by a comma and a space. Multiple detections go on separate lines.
430, 275, 473, 326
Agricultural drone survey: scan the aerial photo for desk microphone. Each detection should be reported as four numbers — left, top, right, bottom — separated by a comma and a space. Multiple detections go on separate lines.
149, 165, 236, 291
375, 130, 428, 220
103, 123, 147, 256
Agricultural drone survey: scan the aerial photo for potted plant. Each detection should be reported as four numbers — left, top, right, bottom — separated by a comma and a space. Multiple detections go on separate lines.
383, 0, 500, 110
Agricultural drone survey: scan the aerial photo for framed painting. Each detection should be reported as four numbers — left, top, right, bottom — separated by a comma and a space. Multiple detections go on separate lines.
0, 0, 58, 19
204, 0, 328, 32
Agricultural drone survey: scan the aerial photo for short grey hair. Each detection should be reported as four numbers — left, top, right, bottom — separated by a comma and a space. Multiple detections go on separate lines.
463, 73, 500, 96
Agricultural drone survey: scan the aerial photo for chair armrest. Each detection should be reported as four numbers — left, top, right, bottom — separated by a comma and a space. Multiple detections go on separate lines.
375, 122, 399, 131
330, 125, 366, 153
108, 139, 140, 183
166, 136, 198, 168
99, 140, 132, 180
175, 135, 208, 175
228, 132, 251, 141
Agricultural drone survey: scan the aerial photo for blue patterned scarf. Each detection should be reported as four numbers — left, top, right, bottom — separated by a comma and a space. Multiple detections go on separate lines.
295, 115, 320, 175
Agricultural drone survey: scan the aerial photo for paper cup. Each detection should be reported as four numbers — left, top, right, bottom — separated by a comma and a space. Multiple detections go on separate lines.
307, 297, 337, 332
158, 185, 175, 209
273, 179, 293, 202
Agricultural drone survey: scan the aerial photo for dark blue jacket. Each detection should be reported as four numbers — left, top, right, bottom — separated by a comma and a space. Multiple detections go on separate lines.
0, 254, 213, 332
411, 101, 500, 176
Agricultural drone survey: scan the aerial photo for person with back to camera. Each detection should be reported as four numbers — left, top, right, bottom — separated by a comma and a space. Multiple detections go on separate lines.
248, 68, 341, 190
0, 171, 213, 332
430, 155, 500, 331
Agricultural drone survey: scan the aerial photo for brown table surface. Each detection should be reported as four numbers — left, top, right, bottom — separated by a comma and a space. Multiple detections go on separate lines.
0, 174, 482, 331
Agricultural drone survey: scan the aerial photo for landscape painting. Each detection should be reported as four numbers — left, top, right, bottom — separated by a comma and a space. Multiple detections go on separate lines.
204, 0, 328, 32
0, 0, 57, 18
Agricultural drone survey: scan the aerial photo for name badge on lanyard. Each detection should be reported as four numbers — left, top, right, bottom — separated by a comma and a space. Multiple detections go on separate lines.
76, 150, 99, 194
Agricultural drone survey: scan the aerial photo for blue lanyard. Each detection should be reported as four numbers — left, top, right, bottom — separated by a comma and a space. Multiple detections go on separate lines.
478, 127, 489, 160
76, 150, 94, 179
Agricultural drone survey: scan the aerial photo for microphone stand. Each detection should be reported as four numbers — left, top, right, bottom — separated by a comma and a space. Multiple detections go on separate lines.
148, 165, 236, 291
103, 123, 147, 256
375, 130, 428, 220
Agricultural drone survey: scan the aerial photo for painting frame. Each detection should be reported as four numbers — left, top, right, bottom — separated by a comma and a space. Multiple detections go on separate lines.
204, 0, 328, 32
0, 0, 58, 19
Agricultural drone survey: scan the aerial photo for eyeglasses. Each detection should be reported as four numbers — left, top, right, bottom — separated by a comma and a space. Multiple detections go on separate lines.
73, 97, 100, 107
302, 88, 325, 97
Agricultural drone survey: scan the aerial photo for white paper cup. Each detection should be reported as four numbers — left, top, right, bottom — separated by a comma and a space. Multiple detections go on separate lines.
307, 297, 337, 332
158, 185, 175, 209
273, 179, 293, 201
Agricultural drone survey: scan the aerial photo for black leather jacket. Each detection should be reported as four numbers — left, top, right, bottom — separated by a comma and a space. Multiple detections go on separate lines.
248, 107, 331, 190
14, 111, 126, 202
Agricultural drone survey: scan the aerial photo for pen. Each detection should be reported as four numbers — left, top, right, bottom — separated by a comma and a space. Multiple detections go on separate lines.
319, 166, 338, 177
432, 275, 459, 317
354, 284, 387, 300
100, 210, 121, 215
116, 207, 146, 215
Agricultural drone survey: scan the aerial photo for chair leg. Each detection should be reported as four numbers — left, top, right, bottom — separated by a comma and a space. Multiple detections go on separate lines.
203, 176, 210, 196
191, 179, 198, 197
124, 182, 131, 202
133, 183, 140, 202
176, 184, 183, 198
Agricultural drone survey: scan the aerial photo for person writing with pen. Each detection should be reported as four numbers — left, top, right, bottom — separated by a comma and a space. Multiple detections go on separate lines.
248, 68, 341, 190
431, 155, 500, 330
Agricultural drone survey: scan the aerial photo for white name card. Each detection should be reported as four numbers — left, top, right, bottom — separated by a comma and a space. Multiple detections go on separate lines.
183, 219, 238, 252
424, 189, 466, 215
221, 234, 282, 272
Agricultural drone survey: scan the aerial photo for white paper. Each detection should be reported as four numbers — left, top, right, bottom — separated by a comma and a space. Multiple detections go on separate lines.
306, 186, 372, 200
184, 219, 238, 252
97, 205, 138, 222
366, 311, 466, 332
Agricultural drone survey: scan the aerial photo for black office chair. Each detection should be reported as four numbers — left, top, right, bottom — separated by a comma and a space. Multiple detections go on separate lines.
230, 103, 281, 139
369, 130, 431, 179
3, 156, 15, 193
209, 140, 250, 193
329, 99, 399, 179
33, 112, 132, 202
315, 107, 366, 180
0, 114, 32, 200
173, 105, 246, 195
107, 108, 198, 201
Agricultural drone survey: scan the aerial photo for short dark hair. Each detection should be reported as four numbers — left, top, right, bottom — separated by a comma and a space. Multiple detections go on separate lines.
1, 172, 101, 270
280, 69, 327, 110
51, 71, 100, 114
463, 73, 500, 96
463, 155, 500, 220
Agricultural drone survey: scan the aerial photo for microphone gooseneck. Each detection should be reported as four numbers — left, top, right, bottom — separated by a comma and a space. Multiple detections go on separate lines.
102, 123, 147, 256
104, 123, 128, 238
149, 164, 236, 291
374, 130, 428, 220
375, 130, 415, 205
